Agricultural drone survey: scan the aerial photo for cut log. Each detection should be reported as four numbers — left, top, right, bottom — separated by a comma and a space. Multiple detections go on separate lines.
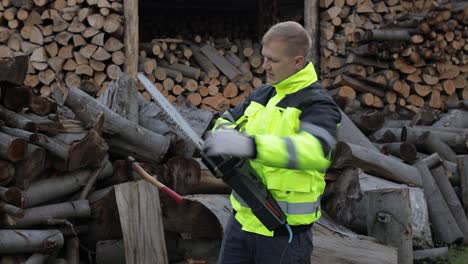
430, 165, 468, 244
334, 74, 385, 97
337, 110, 379, 152
0, 131, 27, 162
413, 247, 449, 262
200, 44, 241, 82
96, 240, 126, 264
380, 142, 417, 162
0, 230, 64, 254
333, 142, 422, 186
13, 144, 46, 188
2, 84, 32, 113
367, 188, 412, 264
415, 157, 464, 244
458, 155, 468, 214
0, 55, 28, 85
0, 160, 15, 186
63, 87, 169, 162
191, 45, 219, 79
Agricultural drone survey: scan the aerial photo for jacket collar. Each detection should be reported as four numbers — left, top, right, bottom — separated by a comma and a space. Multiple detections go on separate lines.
272, 62, 318, 95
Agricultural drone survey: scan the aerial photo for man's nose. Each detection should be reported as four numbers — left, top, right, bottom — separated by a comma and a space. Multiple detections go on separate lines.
262, 59, 269, 70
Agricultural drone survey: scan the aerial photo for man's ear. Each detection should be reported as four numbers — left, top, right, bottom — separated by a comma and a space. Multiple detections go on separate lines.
294, 56, 305, 69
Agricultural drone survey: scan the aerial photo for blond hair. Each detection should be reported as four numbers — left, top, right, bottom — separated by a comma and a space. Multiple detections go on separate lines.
261, 21, 311, 58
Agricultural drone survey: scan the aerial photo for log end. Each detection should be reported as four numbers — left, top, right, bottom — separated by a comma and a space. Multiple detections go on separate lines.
8, 138, 28, 161
400, 142, 417, 162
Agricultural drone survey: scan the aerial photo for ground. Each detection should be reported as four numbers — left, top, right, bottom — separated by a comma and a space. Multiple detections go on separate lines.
449, 246, 468, 264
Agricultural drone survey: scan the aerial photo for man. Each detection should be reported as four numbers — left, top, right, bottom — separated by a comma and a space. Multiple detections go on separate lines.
203, 21, 341, 264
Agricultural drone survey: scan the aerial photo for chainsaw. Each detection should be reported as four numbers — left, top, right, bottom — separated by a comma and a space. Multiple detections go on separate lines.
138, 73, 286, 231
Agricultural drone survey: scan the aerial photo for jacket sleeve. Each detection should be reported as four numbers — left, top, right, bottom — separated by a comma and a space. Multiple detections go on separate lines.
253, 93, 341, 171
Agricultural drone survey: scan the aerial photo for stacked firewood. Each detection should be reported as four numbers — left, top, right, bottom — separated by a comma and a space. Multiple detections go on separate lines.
320, 0, 468, 113
137, 38, 265, 112
0, 0, 125, 97
321, 105, 468, 263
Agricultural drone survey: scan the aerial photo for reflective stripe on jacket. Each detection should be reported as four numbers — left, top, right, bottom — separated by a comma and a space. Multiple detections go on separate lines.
214, 62, 341, 236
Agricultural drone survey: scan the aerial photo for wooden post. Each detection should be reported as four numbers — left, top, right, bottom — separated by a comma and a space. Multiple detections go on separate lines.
304, 0, 319, 69
115, 180, 168, 264
123, 0, 138, 78
367, 188, 413, 264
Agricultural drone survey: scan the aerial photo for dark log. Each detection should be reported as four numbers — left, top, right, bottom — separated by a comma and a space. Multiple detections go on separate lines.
402, 126, 468, 153
162, 157, 201, 195
367, 189, 412, 264
431, 165, 468, 244
0, 105, 36, 131
0, 160, 15, 186
348, 109, 385, 134
0, 186, 24, 208
190, 159, 230, 194
415, 158, 464, 244
0, 202, 24, 217
29, 134, 69, 161
334, 74, 385, 97
8, 200, 91, 228
369, 127, 402, 143
158, 60, 200, 80
65, 237, 79, 264
24, 161, 113, 208
1, 84, 32, 113
0, 55, 28, 85
417, 153, 460, 185
82, 187, 122, 248
323, 168, 432, 248
59, 225, 89, 237
356, 29, 411, 42
64, 87, 169, 163
380, 142, 417, 162
332, 142, 422, 186
432, 109, 468, 128
458, 155, 468, 214
97, 73, 139, 124
165, 232, 221, 264
0, 230, 63, 254
13, 144, 46, 188
23, 253, 47, 264
105, 136, 160, 163
413, 247, 449, 262
80, 155, 110, 199
337, 110, 380, 152
114, 180, 168, 264
162, 194, 230, 239
96, 240, 125, 264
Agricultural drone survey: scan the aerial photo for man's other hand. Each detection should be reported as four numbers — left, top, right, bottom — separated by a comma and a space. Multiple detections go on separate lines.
203, 130, 256, 158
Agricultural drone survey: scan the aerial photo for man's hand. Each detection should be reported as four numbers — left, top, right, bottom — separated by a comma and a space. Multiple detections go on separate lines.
202, 130, 256, 158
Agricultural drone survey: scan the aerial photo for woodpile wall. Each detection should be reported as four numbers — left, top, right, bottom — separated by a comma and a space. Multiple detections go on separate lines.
0, 0, 125, 97
320, 0, 468, 113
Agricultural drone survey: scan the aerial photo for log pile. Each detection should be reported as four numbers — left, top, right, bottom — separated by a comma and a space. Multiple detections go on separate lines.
0, 0, 126, 97
136, 37, 266, 112
320, 0, 468, 113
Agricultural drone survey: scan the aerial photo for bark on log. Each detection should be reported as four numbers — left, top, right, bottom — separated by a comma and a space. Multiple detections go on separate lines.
432, 109, 468, 128
431, 165, 468, 244
13, 144, 46, 188
0, 230, 64, 254
0, 55, 28, 85
380, 142, 417, 162
332, 142, 422, 186
418, 132, 457, 162
200, 44, 241, 82
23, 253, 47, 264
337, 110, 379, 152
413, 247, 449, 262
0, 104, 36, 131
64, 87, 169, 162
24, 161, 112, 207
348, 109, 384, 134
8, 200, 91, 228
65, 237, 79, 264
0, 186, 24, 208
162, 194, 230, 239
415, 158, 464, 244
402, 126, 468, 153
367, 189, 413, 264
190, 45, 219, 79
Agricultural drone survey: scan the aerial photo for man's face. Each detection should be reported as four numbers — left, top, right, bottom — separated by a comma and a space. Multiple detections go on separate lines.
262, 40, 302, 85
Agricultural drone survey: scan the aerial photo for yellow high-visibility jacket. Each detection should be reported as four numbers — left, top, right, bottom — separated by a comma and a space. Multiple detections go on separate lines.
214, 62, 341, 236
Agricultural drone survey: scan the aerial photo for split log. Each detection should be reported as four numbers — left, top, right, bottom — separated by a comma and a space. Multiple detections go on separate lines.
200, 44, 241, 82
63, 87, 169, 162
311, 217, 398, 263
0, 230, 64, 254
162, 194, 230, 239
8, 200, 91, 228
190, 45, 219, 79
367, 189, 412, 264
458, 155, 468, 214
431, 165, 468, 244
323, 168, 432, 249
332, 142, 422, 186
115, 180, 168, 264
24, 161, 113, 207
415, 158, 464, 244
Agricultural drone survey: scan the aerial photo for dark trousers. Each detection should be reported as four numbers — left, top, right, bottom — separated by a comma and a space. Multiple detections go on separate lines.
217, 215, 313, 264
